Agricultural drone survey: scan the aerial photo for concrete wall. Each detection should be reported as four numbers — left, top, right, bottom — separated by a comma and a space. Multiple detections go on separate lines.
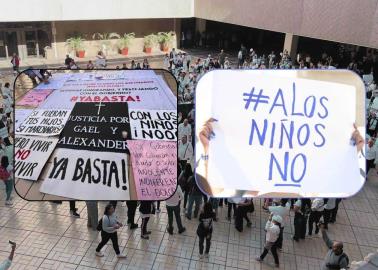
1, 0, 193, 21
194, 0, 378, 49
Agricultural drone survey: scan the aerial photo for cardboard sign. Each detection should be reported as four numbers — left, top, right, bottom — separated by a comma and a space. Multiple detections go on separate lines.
128, 140, 177, 200
39, 77, 176, 110
14, 136, 58, 181
15, 109, 32, 132
195, 70, 365, 197
17, 89, 52, 107
58, 102, 131, 153
40, 148, 130, 200
16, 109, 71, 136
130, 109, 177, 141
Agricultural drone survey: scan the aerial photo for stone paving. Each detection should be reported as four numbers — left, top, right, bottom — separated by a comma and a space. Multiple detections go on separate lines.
0, 51, 377, 269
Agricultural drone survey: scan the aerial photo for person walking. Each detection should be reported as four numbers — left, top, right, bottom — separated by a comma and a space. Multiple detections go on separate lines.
85, 201, 98, 231
308, 198, 325, 236
209, 197, 220, 221
0, 156, 13, 206
256, 214, 282, 268
268, 199, 290, 250
218, 49, 226, 68
166, 185, 186, 235
0, 241, 16, 270
186, 175, 203, 219
11, 53, 20, 75
139, 201, 153, 239
323, 198, 336, 229
234, 198, 252, 232
227, 198, 237, 221
178, 163, 193, 209
126, 201, 138, 229
196, 202, 216, 259
95, 204, 126, 258
319, 223, 349, 270
329, 198, 342, 223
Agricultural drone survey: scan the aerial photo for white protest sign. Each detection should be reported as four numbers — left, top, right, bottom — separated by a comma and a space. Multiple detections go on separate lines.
40, 148, 130, 200
16, 109, 71, 136
15, 109, 32, 131
34, 73, 71, 90
14, 136, 58, 181
130, 109, 177, 141
195, 70, 364, 197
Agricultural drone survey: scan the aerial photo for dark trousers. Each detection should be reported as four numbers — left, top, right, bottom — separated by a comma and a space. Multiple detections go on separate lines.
227, 203, 236, 219
69, 201, 76, 211
293, 213, 306, 240
308, 211, 323, 235
199, 234, 211, 254
141, 217, 150, 235
260, 243, 279, 265
323, 209, 333, 228
96, 231, 120, 254
235, 206, 250, 232
183, 191, 189, 208
276, 227, 284, 249
187, 195, 202, 218
156, 201, 160, 210
330, 199, 341, 223
126, 201, 137, 224
366, 159, 375, 174
167, 204, 184, 231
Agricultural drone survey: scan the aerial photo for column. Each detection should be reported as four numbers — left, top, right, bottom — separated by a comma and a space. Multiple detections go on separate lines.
173, 18, 181, 49
283, 33, 298, 61
195, 18, 206, 34
51, 21, 58, 59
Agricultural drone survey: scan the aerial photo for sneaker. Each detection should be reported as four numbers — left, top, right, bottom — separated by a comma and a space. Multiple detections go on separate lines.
5, 200, 13, 206
117, 254, 127, 259
95, 251, 104, 257
130, 223, 138, 230
141, 235, 149, 240
178, 227, 186, 234
71, 211, 80, 218
167, 228, 174, 235
255, 257, 263, 262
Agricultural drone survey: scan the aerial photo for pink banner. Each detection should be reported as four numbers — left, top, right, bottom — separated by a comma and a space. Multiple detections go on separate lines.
127, 140, 177, 200
17, 89, 53, 107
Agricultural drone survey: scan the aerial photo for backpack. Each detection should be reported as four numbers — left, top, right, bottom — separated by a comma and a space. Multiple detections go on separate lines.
326, 253, 349, 269
97, 215, 110, 232
0, 166, 10, 181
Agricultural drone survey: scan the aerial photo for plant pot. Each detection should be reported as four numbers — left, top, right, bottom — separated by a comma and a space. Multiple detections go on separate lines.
144, 47, 152, 54
161, 44, 169, 52
76, 50, 85, 58
121, 48, 129, 55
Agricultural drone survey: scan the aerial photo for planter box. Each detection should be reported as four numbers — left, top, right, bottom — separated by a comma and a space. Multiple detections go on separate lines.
76, 50, 85, 58
121, 48, 129, 55
161, 45, 169, 52
144, 47, 152, 53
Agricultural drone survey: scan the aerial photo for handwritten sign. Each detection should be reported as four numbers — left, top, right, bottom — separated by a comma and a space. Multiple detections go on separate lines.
17, 89, 52, 107
40, 148, 130, 200
128, 140, 177, 200
130, 109, 177, 141
16, 109, 71, 136
14, 136, 58, 181
58, 102, 131, 153
195, 70, 364, 197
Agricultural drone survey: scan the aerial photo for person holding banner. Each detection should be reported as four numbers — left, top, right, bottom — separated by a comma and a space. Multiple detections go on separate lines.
0, 156, 13, 206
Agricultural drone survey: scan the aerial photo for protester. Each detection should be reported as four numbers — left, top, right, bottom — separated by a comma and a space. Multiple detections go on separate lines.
166, 185, 186, 235
139, 200, 153, 239
196, 202, 216, 259
234, 198, 253, 232
95, 204, 126, 258
308, 198, 325, 236
178, 163, 193, 210
0, 156, 13, 206
65, 54, 73, 68
11, 53, 20, 74
126, 200, 138, 229
365, 138, 377, 174
293, 198, 311, 241
227, 197, 237, 221
186, 174, 203, 219
178, 135, 193, 168
269, 199, 290, 250
256, 213, 282, 267
122, 63, 128, 69
323, 198, 336, 229
143, 58, 150, 69
95, 51, 106, 68
0, 241, 16, 270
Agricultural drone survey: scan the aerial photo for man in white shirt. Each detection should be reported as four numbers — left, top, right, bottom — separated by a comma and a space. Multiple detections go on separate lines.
166, 185, 186, 235
178, 119, 192, 141
1, 83, 13, 99
0, 241, 16, 270
308, 198, 325, 236
366, 138, 377, 175
269, 199, 291, 250
178, 135, 193, 168
323, 198, 336, 229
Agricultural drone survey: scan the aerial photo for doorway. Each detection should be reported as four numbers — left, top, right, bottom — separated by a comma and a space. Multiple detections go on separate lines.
6, 31, 18, 56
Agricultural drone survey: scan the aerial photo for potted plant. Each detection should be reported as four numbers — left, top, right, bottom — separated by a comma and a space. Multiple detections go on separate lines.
66, 36, 86, 58
92, 32, 120, 55
157, 31, 175, 52
143, 34, 157, 53
117, 32, 135, 56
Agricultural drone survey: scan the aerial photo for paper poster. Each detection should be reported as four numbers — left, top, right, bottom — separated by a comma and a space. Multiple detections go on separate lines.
40, 148, 130, 200
129, 109, 177, 141
39, 77, 176, 110
17, 89, 52, 107
15, 109, 32, 131
16, 109, 71, 136
128, 140, 177, 200
34, 73, 71, 90
58, 102, 131, 153
195, 70, 364, 197
14, 136, 58, 181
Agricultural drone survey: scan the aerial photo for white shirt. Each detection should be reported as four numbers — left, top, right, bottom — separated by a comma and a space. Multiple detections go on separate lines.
268, 202, 291, 227
2, 87, 12, 98
165, 186, 183, 206
324, 198, 336, 210
265, 220, 280, 243
178, 141, 193, 161
311, 199, 325, 212
178, 123, 192, 139
366, 143, 377, 160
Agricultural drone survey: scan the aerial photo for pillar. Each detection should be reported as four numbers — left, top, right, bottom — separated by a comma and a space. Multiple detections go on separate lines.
195, 18, 206, 34
283, 33, 298, 61
51, 21, 58, 59
173, 18, 181, 49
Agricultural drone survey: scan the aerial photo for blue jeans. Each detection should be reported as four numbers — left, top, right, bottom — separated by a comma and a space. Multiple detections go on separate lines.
4, 178, 13, 200
187, 195, 202, 218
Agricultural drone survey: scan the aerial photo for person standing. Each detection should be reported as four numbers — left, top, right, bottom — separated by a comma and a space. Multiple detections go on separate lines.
139, 201, 153, 239
209, 197, 220, 221
0, 241, 16, 270
256, 214, 282, 268
196, 202, 216, 259
11, 53, 20, 74
227, 197, 237, 221
178, 119, 192, 141
365, 138, 377, 174
166, 185, 186, 235
268, 199, 290, 250
329, 199, 342, 223
0, 156, 13, 206
293, 198, 311, 241
319, 223, 349, 270
234, 198, 252, 232
95, 204, 126, 258
85, 201, 98, 231
323, 198, 336, 229
178, 135, 193, 168
126, 201, 138, 229
186, 175, 203, 220
308, 198, 325, 236
178, 163, 193, 210
218, 49, 226, 68
64, 54, 73, 68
